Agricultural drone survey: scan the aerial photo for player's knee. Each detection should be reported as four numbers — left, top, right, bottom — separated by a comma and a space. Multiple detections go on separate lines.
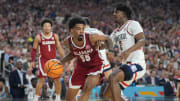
109, 71, 124, 83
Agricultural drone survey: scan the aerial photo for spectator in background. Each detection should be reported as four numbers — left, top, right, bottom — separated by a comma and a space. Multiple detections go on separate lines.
0, 77, 10, 99
6, 56, 15, 72
46, 78, 56, 100
159, 70, 169, 86
61, 75, 69, 100
26, 77, 38, 100
145, 69, 159, 86
9, 61, 28, 99
26, 68, 35, 86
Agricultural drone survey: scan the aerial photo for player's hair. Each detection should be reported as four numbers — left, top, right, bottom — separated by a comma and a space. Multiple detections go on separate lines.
115, 4, 132, 19
83, 17, 90, 25
41, 18, 53, 27
68, 17, 85, 30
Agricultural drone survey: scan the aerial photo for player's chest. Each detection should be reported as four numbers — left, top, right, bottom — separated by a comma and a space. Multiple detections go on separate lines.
41, 39, 56, 45
72, 45, 94, 56
112, 28, 133, 41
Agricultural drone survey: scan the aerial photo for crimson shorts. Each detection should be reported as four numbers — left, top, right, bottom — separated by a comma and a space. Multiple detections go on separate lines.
69, 63, 103, 89
38, 56, 56, 78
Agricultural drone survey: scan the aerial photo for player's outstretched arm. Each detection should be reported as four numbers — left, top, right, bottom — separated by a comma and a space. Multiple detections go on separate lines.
90, 34, 114, 51
60, 38, 75, 64
55, 34, 65, 58
31, 35, 40, 68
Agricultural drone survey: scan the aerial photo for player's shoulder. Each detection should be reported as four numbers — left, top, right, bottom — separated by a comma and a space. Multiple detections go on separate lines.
127, 20, 141, 26
53, 33, 58, 38
35, 34, 41, 40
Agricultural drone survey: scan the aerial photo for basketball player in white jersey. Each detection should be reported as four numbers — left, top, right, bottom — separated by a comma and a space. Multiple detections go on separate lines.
104, 4, 146, 101
84, 17, 112, 79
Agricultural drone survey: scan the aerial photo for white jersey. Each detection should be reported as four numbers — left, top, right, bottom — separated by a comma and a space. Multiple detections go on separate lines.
46, 83, 55, 98
84, 27, 110, 69
110, 20, 145, 68
25, 85, 36, 100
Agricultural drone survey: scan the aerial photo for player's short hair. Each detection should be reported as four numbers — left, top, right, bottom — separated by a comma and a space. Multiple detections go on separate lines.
41, 18, 53, 27
83, 17, 90, 25
68, 17, 86, 30
115, 4, 132, 19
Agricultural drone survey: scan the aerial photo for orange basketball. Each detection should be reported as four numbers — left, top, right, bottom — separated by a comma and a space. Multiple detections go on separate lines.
44, 59, 63, 79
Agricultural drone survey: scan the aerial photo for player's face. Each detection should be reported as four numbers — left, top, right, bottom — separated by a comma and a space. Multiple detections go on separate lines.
71, 24, 85, 41
42, 22, 52, 34
113, 9, 126, 23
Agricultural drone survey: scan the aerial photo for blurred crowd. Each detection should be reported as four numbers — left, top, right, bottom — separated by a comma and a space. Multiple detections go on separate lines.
0, 0, 180, 99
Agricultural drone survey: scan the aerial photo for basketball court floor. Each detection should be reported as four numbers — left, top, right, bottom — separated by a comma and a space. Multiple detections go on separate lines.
2, 97, 179, 101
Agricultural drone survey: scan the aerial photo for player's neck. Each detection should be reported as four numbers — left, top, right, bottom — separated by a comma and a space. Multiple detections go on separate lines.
118, 19, 128, 27
43, 32, 51, 36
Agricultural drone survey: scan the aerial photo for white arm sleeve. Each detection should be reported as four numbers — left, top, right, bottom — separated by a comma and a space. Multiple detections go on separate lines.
128, 21, 143, 36
84, 28, 104, 35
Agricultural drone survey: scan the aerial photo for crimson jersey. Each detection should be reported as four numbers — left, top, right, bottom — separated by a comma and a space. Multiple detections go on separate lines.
68, 34, 103, 66
39, 32, 56, 59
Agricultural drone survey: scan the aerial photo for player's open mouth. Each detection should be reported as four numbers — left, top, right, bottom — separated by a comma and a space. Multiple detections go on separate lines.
78, 35, 83, 41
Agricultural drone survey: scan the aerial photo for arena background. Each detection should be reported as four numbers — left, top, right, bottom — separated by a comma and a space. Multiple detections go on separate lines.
0, 0, 180, 101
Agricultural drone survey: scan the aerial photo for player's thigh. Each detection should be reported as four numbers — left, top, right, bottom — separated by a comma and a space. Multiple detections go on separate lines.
83, 75, 100, 91
66, 88, 80, 100
38, 78, 46, 83
104, 69, 112, 79
109, 69, 125, 82
54, 78, 60, 83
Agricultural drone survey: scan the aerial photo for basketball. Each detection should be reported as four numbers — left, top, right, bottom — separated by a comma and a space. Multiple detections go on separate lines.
44, 59, 63, 79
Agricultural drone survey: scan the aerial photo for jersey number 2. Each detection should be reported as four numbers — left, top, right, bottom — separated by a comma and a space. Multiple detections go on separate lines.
80, 54, 91, 62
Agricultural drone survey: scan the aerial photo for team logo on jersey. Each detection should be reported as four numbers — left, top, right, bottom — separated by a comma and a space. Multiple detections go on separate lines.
131, 65, 137, 72
86, 45, 90, 49
52, 37, 54, 40
114, 28, 120, 33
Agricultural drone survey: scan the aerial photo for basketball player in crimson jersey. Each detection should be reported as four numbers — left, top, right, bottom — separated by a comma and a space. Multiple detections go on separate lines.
31, 19, 65, 101
104, 4, 146, 101
60, 17, 113, 101
83, 17, 113, 79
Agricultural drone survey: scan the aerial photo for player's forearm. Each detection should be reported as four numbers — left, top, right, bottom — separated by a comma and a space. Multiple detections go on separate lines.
61, 53, 74, 64
105, 37, 114, 51
58, 48, 65, 58
31, 48, 36, 62
127, 39, 145, 53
